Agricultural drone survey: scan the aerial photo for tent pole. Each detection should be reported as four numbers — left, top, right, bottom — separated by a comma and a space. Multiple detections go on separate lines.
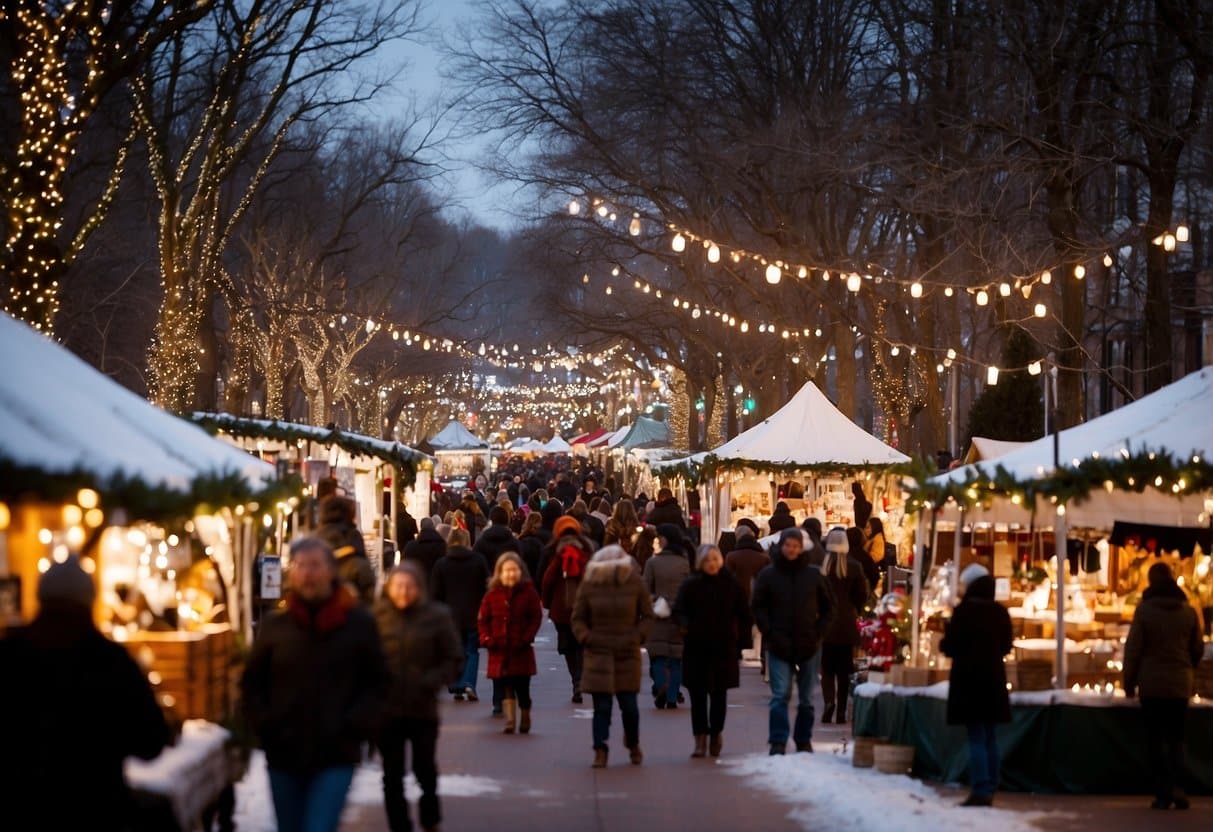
1055, 512, 1068, 689
911, 509, 927, 667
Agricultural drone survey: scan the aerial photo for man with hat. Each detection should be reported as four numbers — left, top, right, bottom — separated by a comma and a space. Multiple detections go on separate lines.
1, 557, 170, 830
751, 528, 835, 754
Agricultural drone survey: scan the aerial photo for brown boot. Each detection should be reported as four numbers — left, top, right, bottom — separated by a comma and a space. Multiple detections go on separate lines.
691, 735, 708, 758
628, 745, 643, 765
502, 698, 517, 735
519, 708, 532, 735
592, 747, 608, 768
709, 733, 723, 757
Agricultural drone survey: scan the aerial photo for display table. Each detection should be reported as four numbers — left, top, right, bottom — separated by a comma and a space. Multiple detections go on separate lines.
126, 720, 237, 830
853, 682, 1213, 794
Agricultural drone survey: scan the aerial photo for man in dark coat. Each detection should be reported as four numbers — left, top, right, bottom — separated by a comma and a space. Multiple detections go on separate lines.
851, 481, 873, 532
767, 501, 796, 534
474, 506, 519, 571
0, 558, 170, 832
1124, 562, 1205, 810
374, 561, 464, 832
940, 564, 1013, 807
725, 525, 770, 605
646, 487, 686, 528
403, 518, 447, 576
751, 528, 835, 754
430, 528, 490, 701
242, 537, 388, 832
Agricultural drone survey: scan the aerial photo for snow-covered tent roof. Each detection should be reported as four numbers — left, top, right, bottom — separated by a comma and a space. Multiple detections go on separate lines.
931, 368, 1213, 528
963, 436, 1031, 465
427, 421, 489, 450
0, 313, 272, 507
610, 417, 670, 451
543, 434, 572, 454
711, 381, 909, 469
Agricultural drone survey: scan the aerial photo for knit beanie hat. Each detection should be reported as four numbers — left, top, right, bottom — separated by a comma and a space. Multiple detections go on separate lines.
553, 516, 583, 540
959, 563, 990, 589
779, 528, 807, 549
824, 528, 849, 553
736, 524, 756, 540
38, 557, 96, 609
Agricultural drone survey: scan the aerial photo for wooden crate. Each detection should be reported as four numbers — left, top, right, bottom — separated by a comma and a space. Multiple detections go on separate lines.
121, 625, 235, 722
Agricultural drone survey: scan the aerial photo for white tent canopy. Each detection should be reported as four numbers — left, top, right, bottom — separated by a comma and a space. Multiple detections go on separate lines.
543, 434, 572, 454
713, 381, 909, 467
931, 367, 1213, 528
427, 421, 489, 450
964, 436, 1031, 465
0, 312, 272, 494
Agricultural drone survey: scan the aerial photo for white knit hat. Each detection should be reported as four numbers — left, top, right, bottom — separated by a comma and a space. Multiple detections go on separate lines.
959, 563, 990, 588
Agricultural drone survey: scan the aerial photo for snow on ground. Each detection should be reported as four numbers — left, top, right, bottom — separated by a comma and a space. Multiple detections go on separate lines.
722, 742, 1050, 832
234, 751, 506, 831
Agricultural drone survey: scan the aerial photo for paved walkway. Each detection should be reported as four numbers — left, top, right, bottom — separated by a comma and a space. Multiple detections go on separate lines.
320, 621, 1208, 831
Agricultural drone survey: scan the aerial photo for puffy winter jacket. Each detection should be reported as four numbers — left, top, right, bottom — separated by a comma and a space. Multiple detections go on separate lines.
751, 553, 836, 663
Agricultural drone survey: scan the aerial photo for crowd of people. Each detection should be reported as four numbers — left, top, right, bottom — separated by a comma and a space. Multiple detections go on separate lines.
5, 468, 1206, 830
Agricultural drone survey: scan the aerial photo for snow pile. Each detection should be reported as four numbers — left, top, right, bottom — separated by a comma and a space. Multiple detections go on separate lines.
723, 744, 1046, 832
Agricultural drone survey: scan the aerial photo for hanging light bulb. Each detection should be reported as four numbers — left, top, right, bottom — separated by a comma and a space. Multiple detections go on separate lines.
1176, 225, 1190, 242
1074, 264, 1086, 279
611, 266, 620, 277
976, 289, 989, 306
822, 270, 831, 282
1041, 269, 1052, 285
568, 199, 581, 215
365, 318, 375, 334
947, 348, 957, 360
707, 243, 720, 263
671, 232, 686, 252
1163, 234, 1176, 252
691, 307, 701, 319
798, 266, 808, 279
999, 282, 1011, 297
766, 264, 782, 284
1021, 284, 1032, 299
628, 214, 641, 236
596, 204, 609, 218
1028, 361, 1043, 376
944, 286, 954, 297
1034, 303, 1047, 318
846, 273, 862, 293
1102, 253, 1113, 267
987, 366, 1000, 386
740, 321, 749, 333
910, 281, 923, 298
890, 346, 900, 356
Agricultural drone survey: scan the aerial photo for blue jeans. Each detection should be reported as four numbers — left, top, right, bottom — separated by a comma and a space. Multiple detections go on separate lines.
649, 655, 683, 702
453, 629, 479, 693
592, 692, 640, 750
268, 765, 355, 832
966, 723, 1000, 796
767, 651, 820, 747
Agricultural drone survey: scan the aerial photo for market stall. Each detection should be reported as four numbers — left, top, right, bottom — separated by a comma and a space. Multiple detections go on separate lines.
605, 417, 672, 494
665, 381, 910, 546
426, 420, 492, 480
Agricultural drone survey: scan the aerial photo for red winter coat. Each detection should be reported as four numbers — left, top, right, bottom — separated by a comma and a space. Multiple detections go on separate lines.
477, 581, 543, 678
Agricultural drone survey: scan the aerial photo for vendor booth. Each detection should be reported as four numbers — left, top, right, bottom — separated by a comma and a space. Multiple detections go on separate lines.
856, 367, 1213, 794
426, 420, 492, 480
605, 417, 672, 495
0, 312, 283, 827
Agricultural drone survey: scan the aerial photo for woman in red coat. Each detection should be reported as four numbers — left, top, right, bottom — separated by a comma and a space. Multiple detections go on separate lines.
478, 552, 543, 734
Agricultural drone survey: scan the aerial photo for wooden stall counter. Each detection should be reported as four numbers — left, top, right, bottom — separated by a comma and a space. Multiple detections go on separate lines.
115, 624, 238, 723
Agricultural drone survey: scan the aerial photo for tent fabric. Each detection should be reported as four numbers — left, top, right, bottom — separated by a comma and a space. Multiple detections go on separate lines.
427, 421, 489, 450
542, 435, 572, 454
603, 425, 633, 449
964, 436, 1031, 465
571, 428, 609, 447
611, 417, 670, 451
711, 381, 909, 467
0, 312, 271, 493
931, 367, 1213, 528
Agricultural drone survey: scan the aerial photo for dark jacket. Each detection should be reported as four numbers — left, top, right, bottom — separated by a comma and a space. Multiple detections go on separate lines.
751, 552, 836, 663
318, 519, 366, 560
643, 549, 692, 658
823, 559, 870, 646
674, 571, 752, 691
403, 528, 447, 577
430, 546, 490, 631
242, 586, 388, 772
517, 532, 545, 581
646, 497, 686, 528
541, 535, 595, 626
768, 506, 796, 533
337, 553, 377, 607
374, 596, 463, 721
1124, 581, 1204, 700
474, 523, 520, 571
572, 556, 654, 693
582, 514, 606, 548
0, 606, 170, 831
940, 576, 1013, 725
478, 581, 543, 678
724, 538, 770, 605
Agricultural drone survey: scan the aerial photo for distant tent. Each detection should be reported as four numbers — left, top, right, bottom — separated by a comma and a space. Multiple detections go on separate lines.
610, 417, 670, 451
543, 434, 572, 454
427, 421, 489, 450
963, 436, 1031, 465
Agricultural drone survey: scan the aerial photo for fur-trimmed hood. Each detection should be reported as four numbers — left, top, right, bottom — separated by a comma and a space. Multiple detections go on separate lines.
582, 545, 637, 585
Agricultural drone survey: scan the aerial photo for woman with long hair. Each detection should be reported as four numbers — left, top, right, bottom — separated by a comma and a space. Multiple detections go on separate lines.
478, 552, 543, 734
604, 498, 642, 553
819, 529, 870, 723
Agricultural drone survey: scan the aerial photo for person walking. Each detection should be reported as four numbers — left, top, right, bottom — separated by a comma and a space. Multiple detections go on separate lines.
478, 552, 544, 735
819, 529, 869, 724
1124, 562, 1205, 810
940, 564, 1013, 808
374, 562, 464, 832
242, 537, 388, 832
516, 511, 546, 579
851, 482, 873, 532
767, 501, 796, 534
317, 495, 376, 606
572, 545, 654, 768
646, 487, 686, 527
430, 528, 490, 702
674, 544, 752, 759
604, 498, 641, 553
474, 505, 520, 571
541, 515, 596, 703
645, 523, 692, 709
404, 518, 448, 577
1, 557, 171, 832
751, 528, 836, 754
846, 525, 880, 592
725, 524, 770, 668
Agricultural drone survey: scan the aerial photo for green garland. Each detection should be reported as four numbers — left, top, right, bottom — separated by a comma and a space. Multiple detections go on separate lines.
190, 413, 431, 486
650, 453, 912, 485
904, 448, 1213, 514
0, 459, 303, 523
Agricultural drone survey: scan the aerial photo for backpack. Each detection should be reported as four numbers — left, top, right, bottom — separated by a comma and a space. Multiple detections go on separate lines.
883, 541, 897, 567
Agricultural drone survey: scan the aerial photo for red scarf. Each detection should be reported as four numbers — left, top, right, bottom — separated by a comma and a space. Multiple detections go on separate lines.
287, 584, 355, 634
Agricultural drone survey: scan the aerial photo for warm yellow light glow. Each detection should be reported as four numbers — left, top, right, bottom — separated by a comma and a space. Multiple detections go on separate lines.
765, 264, 782, 284
846, 273, 862, 293
77, 488, 99, 509
1163, 234, 1176, 252
1034, 303, 1047, 318
1176, 225, 1189, 243
1074, 264, 1086, 279
671, 232, 685, 252
63, 504, 82, 526
1041, 270, 1052, 284
910, 282, 923, 298
987, 366, 1000, 386
976, 290, 989, 306
707, 243, 720, 263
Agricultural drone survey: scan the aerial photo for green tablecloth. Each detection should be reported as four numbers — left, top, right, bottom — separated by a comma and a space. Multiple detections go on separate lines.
853, 691, 1213, 794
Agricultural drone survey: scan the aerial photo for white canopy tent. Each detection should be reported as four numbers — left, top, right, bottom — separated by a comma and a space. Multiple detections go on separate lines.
427, 421, 492, 479
963, 436, 1032, 465
543, 434, 572, 454
428, 421, 489, 450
